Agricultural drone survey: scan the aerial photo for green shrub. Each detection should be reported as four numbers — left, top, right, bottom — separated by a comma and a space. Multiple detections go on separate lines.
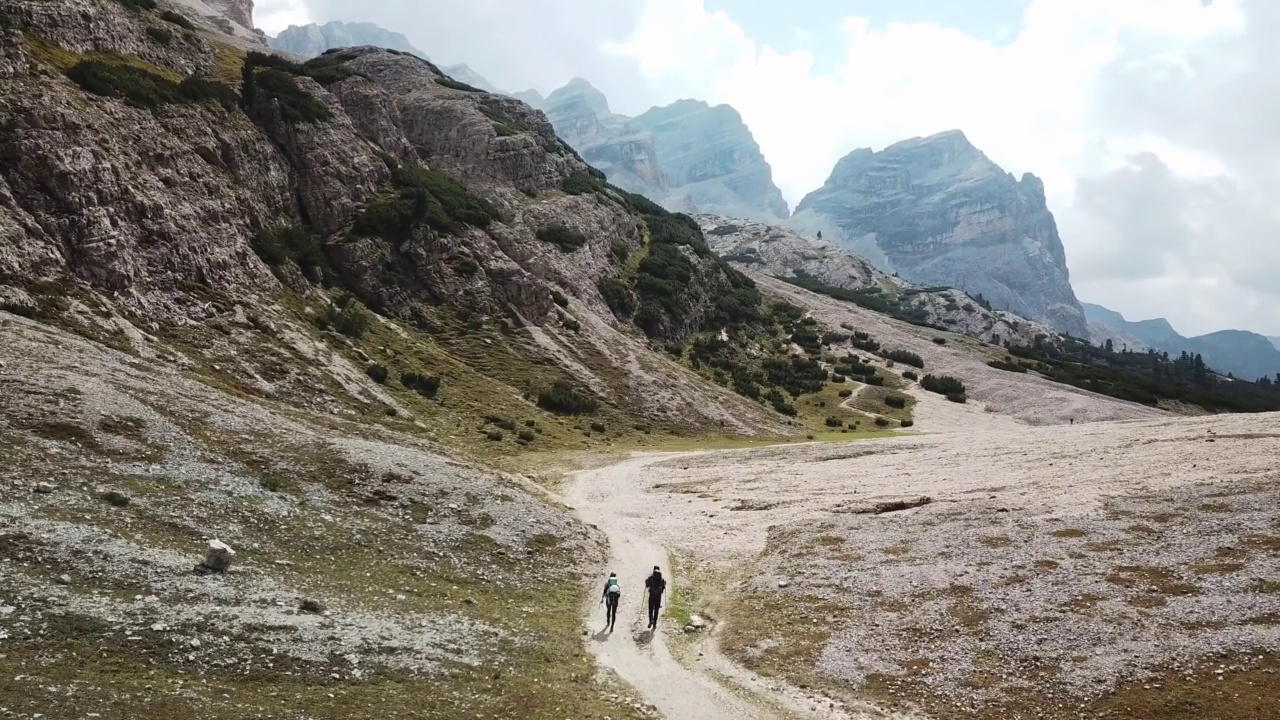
598, 277, 635, 316
145, 27, 173, 45
301, 52, 361, 86
315, 295, 368, 338
884, 349, 924, 368
537, 380, 599, 415
838, 389, 853, 398
863, 375, 885, 386
250, 67, 333, 123
561, 171, 607, 195
517, 429, 536, 443
436, 76, 483, 92
825, 416, 843, 428
66, 59, 237, 112
353, 165, 497, 239
946, 393, 967, 404
486, 429, 504, 441
987, 360, 1027, 373
536, 224, 587, 252
401, 372, 441, 398
852, 335, 880, 352
259, 474, 286, 493
102, 491, 131, 507
452, 256, 480, 276
551, 290, 569, 308
831, 374, 846, 383
159, 10, 194, 29
921, 374, 966, 396
365, 363, 388, 383
771, 399, 797, 416
932, 337, 947, 345
486, 415, 517, 431
874, 417, 890, 427
251, 224, 326, 273
562, 316, 581, 332
590, 421, 606, 433
609, 239, 630, 263
884, 395, 908, 409
115, 0, 157, 11
900, 419, 914, 428
902, 370, 919, 381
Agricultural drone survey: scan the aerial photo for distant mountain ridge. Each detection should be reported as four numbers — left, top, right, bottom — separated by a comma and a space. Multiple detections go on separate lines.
524, 78, 791, 223
267, 21, 492, 92
1082, 303, 1280, 381
789, 130, 1088, 337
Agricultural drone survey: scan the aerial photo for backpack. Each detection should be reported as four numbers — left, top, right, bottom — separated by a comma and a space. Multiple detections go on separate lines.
606, 577, 620, 595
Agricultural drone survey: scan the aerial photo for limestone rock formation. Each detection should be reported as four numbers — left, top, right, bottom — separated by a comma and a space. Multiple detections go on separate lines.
529, 79, 789, 223
790, 130, 1088, 336
0, 0, 789, 439
699, 215, 1052, 346
269, 21, 424, 59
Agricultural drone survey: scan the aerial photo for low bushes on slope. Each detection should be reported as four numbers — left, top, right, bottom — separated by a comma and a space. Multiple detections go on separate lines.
352, 165, 498, 239
536, 224, 587, 252
921, 374, 966, 397
537, 380, 599, 415
65, 57, 237, 112
883, 349, 925, 369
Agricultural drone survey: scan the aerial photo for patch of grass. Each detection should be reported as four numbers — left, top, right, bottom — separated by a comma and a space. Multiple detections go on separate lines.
1087, 654, 1280, 720
980, 535, 1014, 548
98, 415, 146, 440
315, 293, 370, 338
1105, 565, 1199, 596
1051, 528, 1088, 538
365, 363, 389, 384
478, 105, 525, 136
19, 420, 100, 450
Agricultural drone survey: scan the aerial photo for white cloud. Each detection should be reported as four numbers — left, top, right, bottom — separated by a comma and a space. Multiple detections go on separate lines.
253, 0, 311, 33
276, 0, 1276, 335
603, 0, 1276, 335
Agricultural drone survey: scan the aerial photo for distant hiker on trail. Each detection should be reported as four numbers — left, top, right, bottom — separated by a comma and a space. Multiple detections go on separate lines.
601, 572, 621, 633
644, 566, 666, 630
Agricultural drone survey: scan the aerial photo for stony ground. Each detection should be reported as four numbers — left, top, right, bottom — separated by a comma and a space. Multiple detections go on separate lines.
572, 389, 1280, 719
0, 313, 648, 720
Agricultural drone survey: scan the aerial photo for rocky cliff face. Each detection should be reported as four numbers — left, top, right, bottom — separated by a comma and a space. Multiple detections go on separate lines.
790, 130, 1088, 336
699, 215, 1052, 346
0, 0, 788, 440
269, 21, 424, 59
529, 79, 789, 223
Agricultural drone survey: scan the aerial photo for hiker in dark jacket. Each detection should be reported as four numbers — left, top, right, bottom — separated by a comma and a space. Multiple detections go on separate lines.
644, 566, 666, 630
601, 572, 621, 632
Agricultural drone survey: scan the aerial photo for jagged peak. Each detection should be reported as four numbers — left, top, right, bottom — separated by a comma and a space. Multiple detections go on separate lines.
545, 77, 612, 116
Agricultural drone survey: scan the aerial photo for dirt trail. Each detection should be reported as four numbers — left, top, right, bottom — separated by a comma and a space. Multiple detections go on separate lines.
567, 455, 888, 720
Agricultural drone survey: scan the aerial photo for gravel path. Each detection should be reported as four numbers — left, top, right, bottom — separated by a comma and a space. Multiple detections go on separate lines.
567, 455, 911, 720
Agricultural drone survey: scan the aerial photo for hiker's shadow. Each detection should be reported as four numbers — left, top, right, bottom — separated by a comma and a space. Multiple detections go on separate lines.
590, 627, 612, 642
632, 628, 654, 646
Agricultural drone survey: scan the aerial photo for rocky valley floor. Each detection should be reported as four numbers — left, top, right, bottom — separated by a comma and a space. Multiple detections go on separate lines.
566, 391, 1280, 720
2, 303, 1277, 720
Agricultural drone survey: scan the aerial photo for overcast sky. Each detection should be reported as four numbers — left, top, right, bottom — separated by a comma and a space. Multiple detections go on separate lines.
255, 0, 1279, 337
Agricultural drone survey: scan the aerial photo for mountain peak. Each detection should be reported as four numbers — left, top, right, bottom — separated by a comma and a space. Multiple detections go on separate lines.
545, 78, 612, 118
792, 132, 1086, 335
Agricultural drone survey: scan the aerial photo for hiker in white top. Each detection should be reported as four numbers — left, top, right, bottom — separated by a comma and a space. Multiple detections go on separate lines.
601, 572, 621, 632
